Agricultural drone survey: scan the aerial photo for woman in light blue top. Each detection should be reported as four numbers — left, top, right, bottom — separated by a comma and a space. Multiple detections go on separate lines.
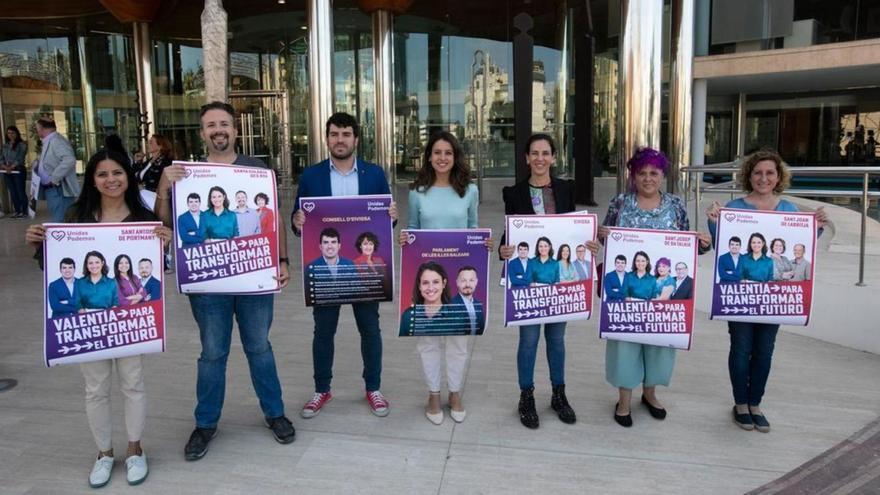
707, 149, 828, 432
624, 251, 657, 300
202, 186, 238, 240
528, 237, 560, 285
591, 147, 712, 428
399, 131, 486, 425
556, 244, 578, 282
653, 257, 676, 300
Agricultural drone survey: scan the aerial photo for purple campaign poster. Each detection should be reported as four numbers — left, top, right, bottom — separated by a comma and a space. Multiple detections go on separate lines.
300, 195, 394, 306
172, 161, 280, 294
398, 229, 491, 337
711, 208, 817, 325
43, 223, 166, 367
504, 214, 597, 326
599, 227, 699, 350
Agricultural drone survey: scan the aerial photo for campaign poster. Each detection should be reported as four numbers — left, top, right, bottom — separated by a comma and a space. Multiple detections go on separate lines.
504, 214, 597, 326
599, 227, 699, 350
398, 229, 491, 337
711, 208, 817, 325
300, 195, 394, 306
42, 223, 166, 367
172, 161, 280, 294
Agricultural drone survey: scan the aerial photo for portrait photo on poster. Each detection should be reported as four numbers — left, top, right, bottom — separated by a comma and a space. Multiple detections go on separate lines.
171, 161, 280, 295
42, 223, 166, 367
711, 208, 817, 326
599, 227, 699, 350
300, 195, 395, 306
398, 229, 491, 337
503, 214, 597, 327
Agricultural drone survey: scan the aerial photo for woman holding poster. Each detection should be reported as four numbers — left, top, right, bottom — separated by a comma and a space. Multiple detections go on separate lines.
26, 149, 171, 487
594, 147, 711, 428
202, 186, 238, 240
707, 149, 827, 433
499, 133, 578, 430
399, 130, 485, 425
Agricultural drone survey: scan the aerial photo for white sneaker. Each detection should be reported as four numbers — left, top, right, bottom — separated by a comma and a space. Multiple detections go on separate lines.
125, 453, 149, 485
89, 455, 114, 488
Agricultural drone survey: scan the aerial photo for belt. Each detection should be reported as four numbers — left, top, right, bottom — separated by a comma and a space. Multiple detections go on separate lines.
42, 183, 58, 189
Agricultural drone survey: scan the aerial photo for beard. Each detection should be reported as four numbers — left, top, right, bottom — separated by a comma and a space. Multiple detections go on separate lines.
330, 144, 354, 160
210, 133, 231, 152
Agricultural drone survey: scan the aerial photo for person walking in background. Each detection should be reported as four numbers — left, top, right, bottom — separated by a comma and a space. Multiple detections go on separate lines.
2, 126, 28, 218
33, 118, 79, 222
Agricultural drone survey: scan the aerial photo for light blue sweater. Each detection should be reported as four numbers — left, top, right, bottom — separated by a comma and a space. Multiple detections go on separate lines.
407, 183, 479, 229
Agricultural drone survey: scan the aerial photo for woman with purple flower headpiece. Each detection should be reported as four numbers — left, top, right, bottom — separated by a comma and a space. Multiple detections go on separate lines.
588, 147, 711, 428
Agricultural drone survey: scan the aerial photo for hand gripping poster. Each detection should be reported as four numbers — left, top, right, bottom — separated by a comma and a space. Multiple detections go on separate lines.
399, 229, 491, 336
172, 161, 280, 294
43, 223, 166, 367
711, 208, 817, 325
300, 195, 394, 306
504, 214, 597, 326
599, 227, 699, 350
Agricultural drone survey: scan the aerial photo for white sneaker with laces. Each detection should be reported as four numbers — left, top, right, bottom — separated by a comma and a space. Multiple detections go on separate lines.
89, 455, 114, 488
125, 453, 149, 485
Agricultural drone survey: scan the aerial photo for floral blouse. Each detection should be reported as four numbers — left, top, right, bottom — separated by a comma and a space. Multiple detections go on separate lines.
602, 192, 690, 231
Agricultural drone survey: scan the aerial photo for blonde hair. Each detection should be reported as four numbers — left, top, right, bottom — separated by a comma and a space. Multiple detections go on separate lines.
739, 149, 791, 194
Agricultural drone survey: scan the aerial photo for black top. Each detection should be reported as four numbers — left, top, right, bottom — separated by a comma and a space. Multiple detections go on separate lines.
132, 155, 172, 192
499, 177, 576, 258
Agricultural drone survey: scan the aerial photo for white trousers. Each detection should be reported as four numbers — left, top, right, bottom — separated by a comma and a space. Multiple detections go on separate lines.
417, 335, 470, 393
80, 355, 146, 451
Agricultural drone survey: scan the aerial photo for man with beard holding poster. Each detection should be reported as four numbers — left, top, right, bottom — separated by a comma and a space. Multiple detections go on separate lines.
292, 112, 398, 420
154, 101, 295, 460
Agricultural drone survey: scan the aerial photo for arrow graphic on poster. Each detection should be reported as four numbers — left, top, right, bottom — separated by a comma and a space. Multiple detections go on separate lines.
770, 285, 781, 292
189, 269, 220, 281
608, 324, 637, 331
237, 240, 248, 248
721, 307, 750, 314
118, 309, 128, 318
514, 310, 541, 318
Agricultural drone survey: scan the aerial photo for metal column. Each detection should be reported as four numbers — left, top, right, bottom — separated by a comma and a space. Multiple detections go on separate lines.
668, 0, 694, 194
735, 92, 747, 158
201, 0, 228, 103
132, 22, 156, 154
372, 9, 395, 183
308, 0, 334, 165
616, 0, 663, 193
76, 35, 98, 159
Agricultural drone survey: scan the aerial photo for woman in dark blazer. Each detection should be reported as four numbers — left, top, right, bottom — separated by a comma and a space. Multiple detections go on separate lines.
499, 133, 577, 430
133, 135, 174, 192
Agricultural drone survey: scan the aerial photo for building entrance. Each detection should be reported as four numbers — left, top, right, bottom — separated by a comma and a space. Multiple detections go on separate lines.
229, 90, 293, 187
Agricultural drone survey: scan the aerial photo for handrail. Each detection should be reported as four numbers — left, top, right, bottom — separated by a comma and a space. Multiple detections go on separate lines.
681, 163, 880, 286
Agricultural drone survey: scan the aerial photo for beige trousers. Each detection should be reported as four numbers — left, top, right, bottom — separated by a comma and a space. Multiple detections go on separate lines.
80, 355, 146, 451
417, 335, 470, 393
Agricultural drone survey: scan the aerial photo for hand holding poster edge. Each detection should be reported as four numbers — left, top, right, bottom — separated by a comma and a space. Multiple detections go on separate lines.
598, 226, 700, 351
709, 207, 818, 326
171, 162, 281, 295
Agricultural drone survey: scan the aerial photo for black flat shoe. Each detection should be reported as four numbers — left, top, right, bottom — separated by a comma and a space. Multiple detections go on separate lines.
641, 395, 667, 420
732, 406, 754, 431
750, 412, 770, 433
614, 403, 632, 427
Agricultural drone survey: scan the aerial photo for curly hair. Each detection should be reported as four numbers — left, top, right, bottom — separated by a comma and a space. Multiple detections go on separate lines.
739, 149, 791, 194
626, 147, 669, 193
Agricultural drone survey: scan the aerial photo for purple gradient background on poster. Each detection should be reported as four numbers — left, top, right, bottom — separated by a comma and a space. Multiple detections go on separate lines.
399, 229, 491, 316
300, 195, 394, 304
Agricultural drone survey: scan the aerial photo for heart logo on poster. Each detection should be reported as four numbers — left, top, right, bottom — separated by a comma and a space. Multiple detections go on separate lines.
512, 219, 524, 228
184, 169, 193, 178
302, 202, 316, 213
50, 231, 66, 241
406, 233, 416, 244
610, 232, 623, 242
723, 212, 737, 222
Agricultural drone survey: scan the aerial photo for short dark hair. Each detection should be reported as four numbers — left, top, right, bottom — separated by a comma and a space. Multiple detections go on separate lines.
615, 254, 627, 263
517, 241, 529, 249
457, 265, 478, 276
354, 231, 379, 253
187, 192, 201, 202
524, 133, 556, 156
60, 257, 75, 268
235, 190, 247, 197
770, 238, 786, 253
319, 227, 340, 242
728, 236, 742, 245
254, 192, 269, 205
139, 258, 152, 265
36, 118, 57, 130
200, 101, 235, 122
325, 112, 359, 138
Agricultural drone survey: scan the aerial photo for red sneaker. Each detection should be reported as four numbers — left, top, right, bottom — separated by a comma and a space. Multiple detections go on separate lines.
301, 392, 333, 419
366, 390, 389, 417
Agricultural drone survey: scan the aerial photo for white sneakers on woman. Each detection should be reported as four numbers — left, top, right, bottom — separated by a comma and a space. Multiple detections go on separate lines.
89, 455, 114, 488
88, 452, 149, 488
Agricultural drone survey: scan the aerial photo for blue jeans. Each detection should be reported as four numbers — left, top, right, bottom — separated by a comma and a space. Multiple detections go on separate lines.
312, 302, 382, 393
517, 322, 567, 390
728, 322, 779, 406
4, 171, 27, 214
189, 294, 284, 428
43, 186, 75, 222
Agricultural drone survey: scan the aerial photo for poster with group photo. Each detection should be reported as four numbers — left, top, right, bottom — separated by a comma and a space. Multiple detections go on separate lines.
711, 208, 817, 325
300, 195, 394, 306
43, 223, 166, 367
599, 227, 699, 350
399, 229, 491, 336
504, 214, 597, 326
172, 161, 280, 294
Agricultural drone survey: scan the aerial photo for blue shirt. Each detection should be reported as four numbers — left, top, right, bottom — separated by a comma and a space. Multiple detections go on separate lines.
75, 276, 119, 310
330, 159, 360, 196
625, 272, 657, 300
740, 254, 775, 282
655, 275, 677, 296
203, 208, 239, 240
407, 184, 479, 229
529, 257, 560, 285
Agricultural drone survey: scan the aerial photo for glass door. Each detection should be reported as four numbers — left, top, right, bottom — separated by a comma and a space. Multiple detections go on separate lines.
229, 90, 292, 187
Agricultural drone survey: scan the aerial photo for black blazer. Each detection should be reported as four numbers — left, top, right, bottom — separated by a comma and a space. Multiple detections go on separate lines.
499, 177, 576, 258
133, 155, 172, 192
669, 276, 694, 300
